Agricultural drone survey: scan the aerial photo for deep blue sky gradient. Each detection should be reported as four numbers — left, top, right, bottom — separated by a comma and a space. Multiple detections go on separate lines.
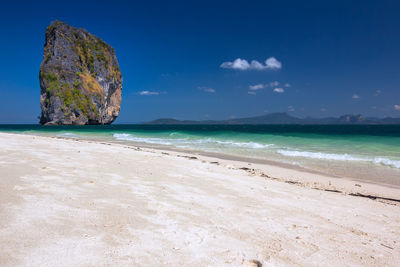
0, 0, 399, 123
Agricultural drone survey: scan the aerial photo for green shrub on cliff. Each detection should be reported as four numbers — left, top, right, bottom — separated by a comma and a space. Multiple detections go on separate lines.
41, 71, 97, 118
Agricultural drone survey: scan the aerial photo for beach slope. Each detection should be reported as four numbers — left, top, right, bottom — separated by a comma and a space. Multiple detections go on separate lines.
0, 133, 399, 266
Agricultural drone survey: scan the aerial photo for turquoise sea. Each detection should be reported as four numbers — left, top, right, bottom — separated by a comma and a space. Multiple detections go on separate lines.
1, 124, 400, 186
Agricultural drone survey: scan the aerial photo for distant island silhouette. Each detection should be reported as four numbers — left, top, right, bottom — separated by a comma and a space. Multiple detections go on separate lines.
146, 112, 400, 125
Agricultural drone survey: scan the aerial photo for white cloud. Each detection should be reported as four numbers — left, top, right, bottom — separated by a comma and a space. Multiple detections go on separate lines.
220, 58, 249, 70
265, 57, 282, 70
352, 94, 360, 99
249, 84, 265, 90
220, 57, 282, 71
248, 91, 256, 95
394, 104, 400, 111
320, 108, 327, 112
374, 90, 381, 96
198, 86, 216, 93
249, 60, 266, 70
273, 88, 284, 93
139, 90, 160, 95
249, 81, 285, 91
270, 81, 280, 87
284, 83, 291, 88
288, 105, 295, 112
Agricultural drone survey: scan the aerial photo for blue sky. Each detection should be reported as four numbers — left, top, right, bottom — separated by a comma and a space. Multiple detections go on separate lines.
0, 0, 399, 123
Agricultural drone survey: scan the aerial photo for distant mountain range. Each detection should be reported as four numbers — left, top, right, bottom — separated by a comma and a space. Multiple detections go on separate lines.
146, 112, 400, 125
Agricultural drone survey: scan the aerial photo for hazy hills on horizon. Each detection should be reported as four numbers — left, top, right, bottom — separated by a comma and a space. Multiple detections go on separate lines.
145, 112, 400, 125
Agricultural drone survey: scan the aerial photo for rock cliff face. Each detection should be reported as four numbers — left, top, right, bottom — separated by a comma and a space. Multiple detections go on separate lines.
39, 21, 122, 125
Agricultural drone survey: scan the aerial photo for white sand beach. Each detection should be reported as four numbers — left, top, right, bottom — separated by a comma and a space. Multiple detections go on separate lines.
0, 132, 399, 266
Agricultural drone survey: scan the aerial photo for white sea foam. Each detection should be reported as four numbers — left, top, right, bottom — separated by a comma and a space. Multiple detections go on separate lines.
113, 133, 173, 145
57, 133, 79, 138
193, 138, 271, 149
277, 150, 363, 161
113, 133, 271, 149
373, 157, 400, 169
277, 149, 400, 169
213, 140, 271, 149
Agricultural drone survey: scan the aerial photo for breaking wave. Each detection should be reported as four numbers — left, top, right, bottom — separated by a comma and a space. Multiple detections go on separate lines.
373, 157, 400, 169
277, 149, 400, 169
112, 133, 271, 149
277, 150, 363, 161
113, 133, 173, 145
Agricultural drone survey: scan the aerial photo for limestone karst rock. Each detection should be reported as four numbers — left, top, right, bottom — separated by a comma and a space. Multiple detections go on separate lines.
39, 21, 122, 125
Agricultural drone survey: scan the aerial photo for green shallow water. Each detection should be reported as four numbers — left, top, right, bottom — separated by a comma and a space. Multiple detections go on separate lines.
1, 124, 400, 185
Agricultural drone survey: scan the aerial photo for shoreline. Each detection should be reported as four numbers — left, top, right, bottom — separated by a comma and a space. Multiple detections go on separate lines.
112, 139, 400, 190
7, 130, 400, 189
1, 132, 399, 265
10, 132, 400, 200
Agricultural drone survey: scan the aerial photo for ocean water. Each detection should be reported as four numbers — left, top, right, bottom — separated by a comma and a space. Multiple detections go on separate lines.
1, 124, 400, 186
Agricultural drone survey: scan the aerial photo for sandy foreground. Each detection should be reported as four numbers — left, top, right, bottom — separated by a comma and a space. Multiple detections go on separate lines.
0, 133, 399, 266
